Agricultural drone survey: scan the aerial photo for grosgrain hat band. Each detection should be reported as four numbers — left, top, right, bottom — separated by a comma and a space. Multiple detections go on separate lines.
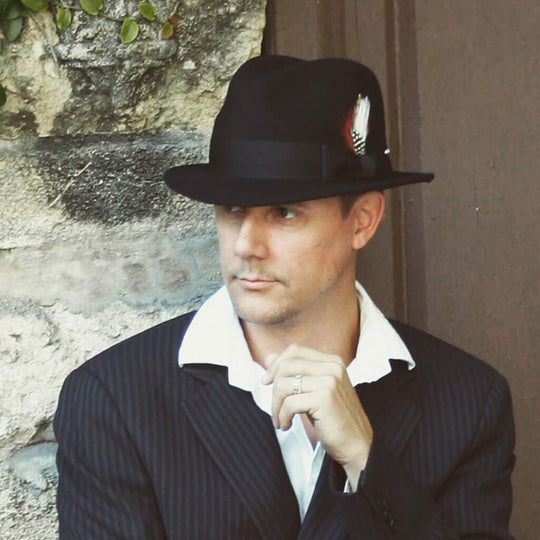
210, 139, 391, 182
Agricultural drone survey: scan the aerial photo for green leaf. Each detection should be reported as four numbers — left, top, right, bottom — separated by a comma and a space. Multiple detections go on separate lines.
56, 6, 71, 30
138, 2, 156, 22
120, 17, 138, 44
0, 84, 7, 107
78, 0, 102, 16
4, 15, 22, 40
20, 0, 48, 12
161, 20, 173, 39
1, 0, 25, 20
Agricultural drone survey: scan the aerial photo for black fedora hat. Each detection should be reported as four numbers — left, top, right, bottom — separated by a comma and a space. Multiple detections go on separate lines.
164, 55, 434, 206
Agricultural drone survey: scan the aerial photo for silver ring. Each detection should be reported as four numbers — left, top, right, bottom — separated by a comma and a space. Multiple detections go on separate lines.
292, 374, 303, 395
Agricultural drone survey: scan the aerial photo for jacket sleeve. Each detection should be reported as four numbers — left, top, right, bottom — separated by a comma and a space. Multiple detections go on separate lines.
331, 373, 515, 539
53, 365, 167, 540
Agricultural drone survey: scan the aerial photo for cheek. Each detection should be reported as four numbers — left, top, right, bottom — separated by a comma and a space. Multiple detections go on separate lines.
310, 237, 352, 276
216, 227, 236, 260
311, 235, 344, 262
286, 239, 332, 279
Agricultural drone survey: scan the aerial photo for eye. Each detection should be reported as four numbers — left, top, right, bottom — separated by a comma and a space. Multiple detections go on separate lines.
274, 206, 297, 220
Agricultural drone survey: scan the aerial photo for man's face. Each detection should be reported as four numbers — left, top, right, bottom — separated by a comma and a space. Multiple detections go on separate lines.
214, 196, 360, 328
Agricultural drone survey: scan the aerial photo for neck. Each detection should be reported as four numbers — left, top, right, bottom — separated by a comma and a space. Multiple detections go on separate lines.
241, 281, 360, 369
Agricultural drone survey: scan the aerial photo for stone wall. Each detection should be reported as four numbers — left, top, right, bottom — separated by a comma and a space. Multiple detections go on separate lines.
0, 1, 266, 537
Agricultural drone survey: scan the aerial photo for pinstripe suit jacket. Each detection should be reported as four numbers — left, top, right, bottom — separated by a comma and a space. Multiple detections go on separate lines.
54, 311, 515, 539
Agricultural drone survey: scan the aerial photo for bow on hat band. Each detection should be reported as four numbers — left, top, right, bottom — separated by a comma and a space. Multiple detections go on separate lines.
210, 139, 390, 182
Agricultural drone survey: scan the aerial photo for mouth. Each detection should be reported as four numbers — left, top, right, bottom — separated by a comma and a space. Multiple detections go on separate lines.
236, 276, 278, 290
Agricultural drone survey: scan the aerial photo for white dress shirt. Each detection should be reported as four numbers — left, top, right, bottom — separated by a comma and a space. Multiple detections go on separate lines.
178, 282, 414, 519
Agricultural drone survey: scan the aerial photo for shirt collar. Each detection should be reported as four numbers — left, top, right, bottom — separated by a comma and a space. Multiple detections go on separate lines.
350, 281, 415, 385
179, 283, 414, 409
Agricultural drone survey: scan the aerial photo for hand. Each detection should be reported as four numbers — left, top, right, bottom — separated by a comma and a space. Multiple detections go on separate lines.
263, 344, 373, 490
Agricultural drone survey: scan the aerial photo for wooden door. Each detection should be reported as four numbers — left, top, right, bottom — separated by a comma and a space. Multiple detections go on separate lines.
264, 1, 539, 537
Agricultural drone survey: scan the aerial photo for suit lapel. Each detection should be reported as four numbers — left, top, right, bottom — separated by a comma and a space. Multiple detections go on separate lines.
181, 361, 421, 539
298, 454, 347, 539
181, 365, 300, 539
358, 360, 422, 456
299, 362, 422, 539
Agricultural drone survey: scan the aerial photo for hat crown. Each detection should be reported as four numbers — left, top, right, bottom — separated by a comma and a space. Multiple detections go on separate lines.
210, 56, 389, 160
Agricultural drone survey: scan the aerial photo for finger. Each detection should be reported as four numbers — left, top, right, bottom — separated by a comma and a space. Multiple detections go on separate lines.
265, 351, 344, 384
276, 389, 339, 431
274, 393, 314, 430
265, 344, 341, 379
271, 374, 337, 424
275, 358, 344, 382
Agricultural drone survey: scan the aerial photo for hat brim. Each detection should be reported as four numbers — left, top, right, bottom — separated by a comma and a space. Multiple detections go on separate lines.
164, 164, 434, 206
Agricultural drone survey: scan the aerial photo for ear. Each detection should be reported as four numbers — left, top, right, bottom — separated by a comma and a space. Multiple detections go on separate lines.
349, 191, 385, 250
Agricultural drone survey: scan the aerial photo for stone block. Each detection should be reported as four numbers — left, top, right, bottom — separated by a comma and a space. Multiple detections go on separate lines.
0, 0, 266, 136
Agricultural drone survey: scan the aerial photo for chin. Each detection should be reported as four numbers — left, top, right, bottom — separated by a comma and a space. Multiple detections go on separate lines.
231, 297, 296, 327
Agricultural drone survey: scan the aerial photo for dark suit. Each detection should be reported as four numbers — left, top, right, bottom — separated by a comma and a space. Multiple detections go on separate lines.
54, 311, 515, 539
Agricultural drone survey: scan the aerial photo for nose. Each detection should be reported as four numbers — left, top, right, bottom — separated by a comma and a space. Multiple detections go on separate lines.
234, 212, 268, 260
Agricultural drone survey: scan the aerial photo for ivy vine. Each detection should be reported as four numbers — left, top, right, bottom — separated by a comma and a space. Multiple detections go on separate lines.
0, 0, 181, 106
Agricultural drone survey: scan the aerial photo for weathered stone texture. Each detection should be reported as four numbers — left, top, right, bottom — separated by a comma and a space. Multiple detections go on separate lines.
0, 136, 223, 538
0, 0, 266, 136
1, 443, 58, 539
0, 0, 266, 537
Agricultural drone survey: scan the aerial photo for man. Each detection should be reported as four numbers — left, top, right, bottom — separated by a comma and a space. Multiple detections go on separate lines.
54, 56, 515, 539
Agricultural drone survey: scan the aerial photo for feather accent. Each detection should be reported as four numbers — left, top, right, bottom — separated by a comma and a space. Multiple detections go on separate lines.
350, 94, 370, 155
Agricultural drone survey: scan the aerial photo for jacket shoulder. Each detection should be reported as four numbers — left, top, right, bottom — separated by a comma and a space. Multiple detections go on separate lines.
82, 310, 196, 378
390, 320, 506, 394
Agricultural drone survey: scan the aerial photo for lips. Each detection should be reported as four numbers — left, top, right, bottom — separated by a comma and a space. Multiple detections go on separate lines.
236, 275, 277, 290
